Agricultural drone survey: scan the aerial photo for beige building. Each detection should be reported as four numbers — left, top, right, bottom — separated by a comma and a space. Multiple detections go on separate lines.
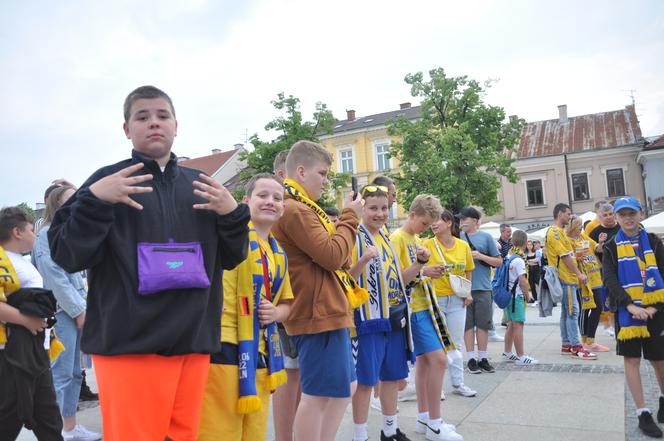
488, 105, 646, 230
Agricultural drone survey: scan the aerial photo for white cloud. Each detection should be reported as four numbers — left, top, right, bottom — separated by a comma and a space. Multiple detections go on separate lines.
1, 0, 662, 206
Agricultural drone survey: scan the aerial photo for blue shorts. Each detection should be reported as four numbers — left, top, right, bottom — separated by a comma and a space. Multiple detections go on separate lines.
410, 310, 443, 356
354, 329, 409, 386
292, 329, 356, 398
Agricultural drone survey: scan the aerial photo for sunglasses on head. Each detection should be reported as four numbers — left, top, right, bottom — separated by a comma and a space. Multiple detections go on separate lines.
362, 185, 388, 196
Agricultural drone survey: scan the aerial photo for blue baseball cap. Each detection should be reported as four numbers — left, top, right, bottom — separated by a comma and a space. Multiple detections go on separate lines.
613, 197, 641, 213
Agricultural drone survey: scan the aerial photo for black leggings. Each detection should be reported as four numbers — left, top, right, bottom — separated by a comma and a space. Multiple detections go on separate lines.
527, 265, 540, 301
579, 288, 602, 339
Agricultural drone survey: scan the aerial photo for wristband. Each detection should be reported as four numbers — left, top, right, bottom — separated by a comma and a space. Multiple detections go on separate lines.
417, 258, 429, 265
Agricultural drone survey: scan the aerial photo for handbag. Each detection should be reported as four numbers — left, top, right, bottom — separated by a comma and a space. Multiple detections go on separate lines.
433, 238, 472, 298
137, 240, 210, 295
389, 303, 408, 330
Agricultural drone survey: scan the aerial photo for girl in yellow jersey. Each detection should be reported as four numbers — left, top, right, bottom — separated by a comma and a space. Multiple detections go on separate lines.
424, 209, 477, 398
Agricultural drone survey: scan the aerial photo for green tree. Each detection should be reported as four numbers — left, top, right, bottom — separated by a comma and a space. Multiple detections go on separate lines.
240, 92, 349, 208
388, 68, 524, 215
17, 202, 37, 220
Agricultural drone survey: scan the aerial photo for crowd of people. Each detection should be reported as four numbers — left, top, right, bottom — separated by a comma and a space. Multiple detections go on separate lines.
0, 85, 663, 441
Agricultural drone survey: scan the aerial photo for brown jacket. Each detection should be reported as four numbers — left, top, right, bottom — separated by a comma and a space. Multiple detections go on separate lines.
272, 197, 358, 335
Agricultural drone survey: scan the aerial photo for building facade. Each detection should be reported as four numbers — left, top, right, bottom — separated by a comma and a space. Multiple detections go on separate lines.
488, 105, 646, 230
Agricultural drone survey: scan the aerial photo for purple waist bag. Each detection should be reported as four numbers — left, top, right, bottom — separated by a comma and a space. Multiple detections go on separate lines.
137, 240, 211, 295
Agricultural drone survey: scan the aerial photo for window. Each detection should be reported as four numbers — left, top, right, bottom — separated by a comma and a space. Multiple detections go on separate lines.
339, 149, 354, 174
526, 179, 544, 206
571, 173, 590, 201
375, 142, 391, 171
606, 168, 625, 197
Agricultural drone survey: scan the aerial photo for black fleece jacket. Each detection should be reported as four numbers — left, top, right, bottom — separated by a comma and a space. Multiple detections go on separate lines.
48, 151, 250, 356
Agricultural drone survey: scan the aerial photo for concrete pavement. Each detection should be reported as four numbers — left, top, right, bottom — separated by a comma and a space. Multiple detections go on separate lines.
18, 304, 662, 440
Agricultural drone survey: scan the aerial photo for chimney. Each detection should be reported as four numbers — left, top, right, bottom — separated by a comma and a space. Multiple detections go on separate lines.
400, 102, 411, 110
346, 109, 356, 121
211, 148, 221, 154
558, 104, 568, 124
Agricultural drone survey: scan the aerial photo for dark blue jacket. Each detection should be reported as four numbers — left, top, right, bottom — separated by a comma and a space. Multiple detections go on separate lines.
48, 151, 250, 356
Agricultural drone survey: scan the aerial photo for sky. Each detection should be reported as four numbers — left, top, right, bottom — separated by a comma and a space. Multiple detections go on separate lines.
1, 0, 663, 207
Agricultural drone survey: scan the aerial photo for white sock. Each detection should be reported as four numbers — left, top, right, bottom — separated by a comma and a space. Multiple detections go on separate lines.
353, 423, 368, 441
503, 351, 514, 356
636, 408, 651, 416
417, 411, 429, 423
383, 414, 397, 437
478, 351, 487, 360
428, 417, 442, 430
467, 351, 476, 361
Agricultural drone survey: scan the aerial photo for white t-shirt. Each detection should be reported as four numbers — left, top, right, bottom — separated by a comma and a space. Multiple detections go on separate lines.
6, 251, 43, 288
508, 255, 527, 298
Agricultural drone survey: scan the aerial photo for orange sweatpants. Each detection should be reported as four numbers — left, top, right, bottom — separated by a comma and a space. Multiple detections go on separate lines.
92, 353, 209, 441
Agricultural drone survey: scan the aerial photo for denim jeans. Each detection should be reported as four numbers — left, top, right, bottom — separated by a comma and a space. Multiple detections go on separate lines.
560, 283, 581, 346
51, 311, 83, 417
437, 295, 466, 387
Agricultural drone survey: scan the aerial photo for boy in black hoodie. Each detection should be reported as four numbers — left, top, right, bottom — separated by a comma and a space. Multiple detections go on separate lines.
48, 86, 250, 441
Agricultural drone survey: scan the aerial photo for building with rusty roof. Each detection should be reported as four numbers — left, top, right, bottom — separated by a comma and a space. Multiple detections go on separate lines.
489, 104, 647, 230
178, 145, 247, 189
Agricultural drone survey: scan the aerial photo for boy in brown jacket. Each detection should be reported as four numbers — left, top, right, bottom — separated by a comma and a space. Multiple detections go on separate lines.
272, 140, 364, 441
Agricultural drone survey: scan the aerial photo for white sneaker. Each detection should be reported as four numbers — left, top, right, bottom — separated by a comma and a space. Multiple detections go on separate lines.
417, 420, 457, 434
426, 424, 463, 440
604, 327, 615, 337
62, 425, 102, 441
488, 332, 505, 342
452, 384, 477, 397
501, 351, 519, 362
398, 384, 417, 402
516, 355, 539, 366
441, 390, 446, 401
370, 395, 382, 412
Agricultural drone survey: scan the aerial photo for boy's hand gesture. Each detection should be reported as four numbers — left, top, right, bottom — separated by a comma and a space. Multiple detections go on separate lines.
362, 246, 379, 263
193, 174, 238, 216
346, 192, 364, 218
416, 246, 430, 262
90, 163, 153, 210
258, 298, 279, 325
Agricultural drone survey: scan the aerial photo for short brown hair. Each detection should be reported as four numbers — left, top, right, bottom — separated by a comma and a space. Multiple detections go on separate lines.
285, 141, 333, 177
0, 207, 34, 243
511, 230, 528, 248
123, 85, 175, 123
244, 173, 282, 197
409, 194, 443, 220
273, 149, 289, 174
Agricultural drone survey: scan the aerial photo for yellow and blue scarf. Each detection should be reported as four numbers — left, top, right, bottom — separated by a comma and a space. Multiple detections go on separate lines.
283, 178, 369, 309
615, 228, 664, 341
236, 224, 288, 413
355, 224, 391, 334
404, 242, 455, 353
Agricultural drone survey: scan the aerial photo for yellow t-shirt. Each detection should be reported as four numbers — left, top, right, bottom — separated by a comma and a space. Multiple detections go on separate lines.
545, 226, 577, 285
389, 228, 428, 312
221, 236, 293, 355
569, 232, 602, 289
424, 237, 475, 297
352, 229, 404, 307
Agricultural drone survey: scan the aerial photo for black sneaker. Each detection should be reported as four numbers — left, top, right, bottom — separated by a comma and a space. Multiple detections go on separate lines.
79, 378, 98, 402
467, 358, 481, 374
478, 358, 496, 373
659, 397, 664, 423
638, 411, 663, 438
380, 429, 412, 441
